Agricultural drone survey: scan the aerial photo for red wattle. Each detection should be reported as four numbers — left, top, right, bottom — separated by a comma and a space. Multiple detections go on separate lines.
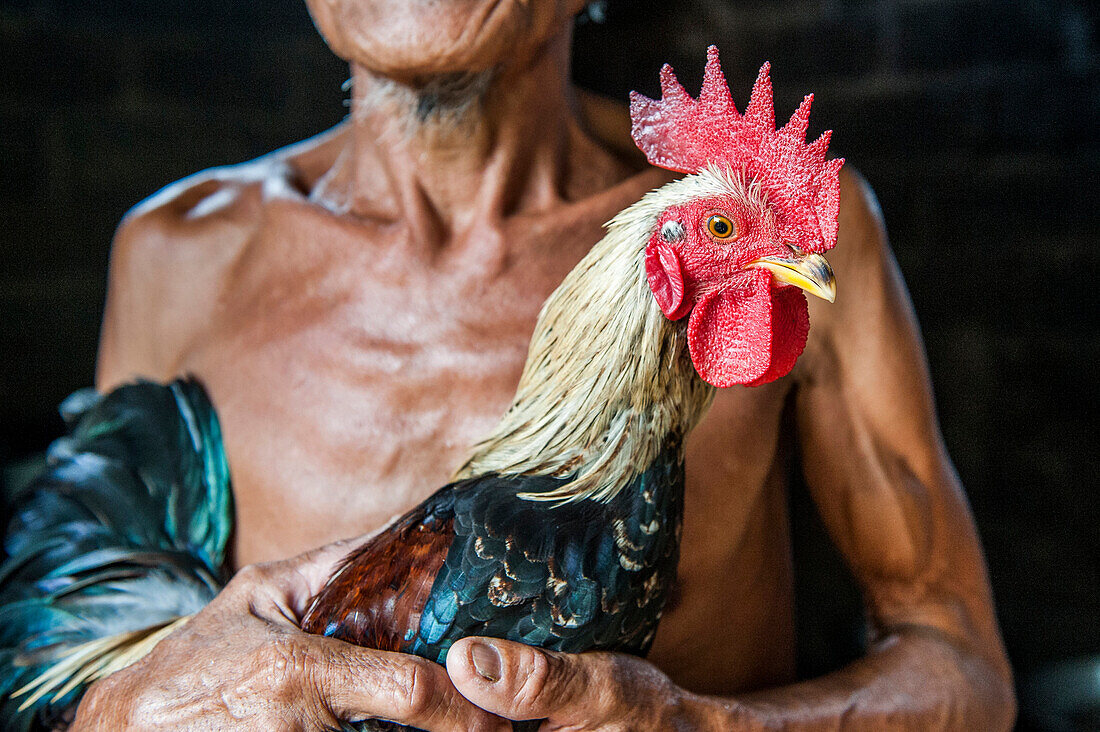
745, 285, 809, 386
686, 271, 809, 388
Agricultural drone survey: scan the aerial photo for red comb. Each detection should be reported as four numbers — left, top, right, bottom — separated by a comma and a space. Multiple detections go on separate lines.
630, 47, 844, 253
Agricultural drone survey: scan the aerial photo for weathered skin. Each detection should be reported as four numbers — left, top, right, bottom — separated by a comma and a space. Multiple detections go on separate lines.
79, 0, 1014, 728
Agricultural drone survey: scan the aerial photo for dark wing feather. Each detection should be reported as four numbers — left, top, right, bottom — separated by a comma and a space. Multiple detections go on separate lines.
0, 379, 232, 731
405, 448, 684, 665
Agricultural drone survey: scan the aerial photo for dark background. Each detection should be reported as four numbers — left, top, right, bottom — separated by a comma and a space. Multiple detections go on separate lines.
1, 0, 1097, 728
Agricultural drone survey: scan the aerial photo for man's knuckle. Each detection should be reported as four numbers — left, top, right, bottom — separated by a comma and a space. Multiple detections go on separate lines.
328, 538, 353, 551
120, 682, 172, 726
83, 677, 111, 702
392, 658, 441, 719
84, 673, 140, 720
128, 690, 159, 719
231, 563, 267, 588
514, 648, 554, 708
77, 682, 108, 718
264, 636, 313, 693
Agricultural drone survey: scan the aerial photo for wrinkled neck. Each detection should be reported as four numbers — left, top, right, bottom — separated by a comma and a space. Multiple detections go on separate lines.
311, 28, 582, 241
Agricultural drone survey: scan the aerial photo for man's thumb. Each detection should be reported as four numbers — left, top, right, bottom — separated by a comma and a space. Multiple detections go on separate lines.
447, 637, 608, 722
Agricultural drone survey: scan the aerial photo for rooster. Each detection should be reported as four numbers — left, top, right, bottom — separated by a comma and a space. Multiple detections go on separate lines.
4, 47, 841, 729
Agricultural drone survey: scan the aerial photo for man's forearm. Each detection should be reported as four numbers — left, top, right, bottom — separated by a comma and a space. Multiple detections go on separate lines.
695, 627, 1015, 730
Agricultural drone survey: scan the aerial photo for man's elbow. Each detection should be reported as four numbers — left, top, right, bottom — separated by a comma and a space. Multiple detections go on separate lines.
969, 650, 1016, 731
948, 610, 1016, 728
897, 624, 1016, 729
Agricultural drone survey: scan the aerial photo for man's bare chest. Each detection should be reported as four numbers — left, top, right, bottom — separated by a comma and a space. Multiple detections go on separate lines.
175, 243, 563, 551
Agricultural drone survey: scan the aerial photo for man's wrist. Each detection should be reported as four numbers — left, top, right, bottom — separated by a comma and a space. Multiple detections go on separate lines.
662, 687, 756, 731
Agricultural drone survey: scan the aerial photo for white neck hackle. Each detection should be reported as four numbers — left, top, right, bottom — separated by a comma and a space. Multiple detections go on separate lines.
454, 167, 758, 503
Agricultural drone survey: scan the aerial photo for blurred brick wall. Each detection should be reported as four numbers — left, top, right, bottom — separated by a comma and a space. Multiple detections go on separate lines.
1, 0, 1096, 723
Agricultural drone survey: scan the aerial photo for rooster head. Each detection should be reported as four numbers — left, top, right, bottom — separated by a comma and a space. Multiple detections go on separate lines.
631, 48, 843, 388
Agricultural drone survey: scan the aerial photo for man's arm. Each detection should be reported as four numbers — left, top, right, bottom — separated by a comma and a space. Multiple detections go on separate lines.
444, 169, 1014, 730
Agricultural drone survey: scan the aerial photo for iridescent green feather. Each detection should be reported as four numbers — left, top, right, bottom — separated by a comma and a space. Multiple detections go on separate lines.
0, 379, 232, 730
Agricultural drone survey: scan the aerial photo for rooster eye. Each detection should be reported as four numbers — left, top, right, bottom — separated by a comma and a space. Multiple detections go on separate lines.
706, 214, 737, 240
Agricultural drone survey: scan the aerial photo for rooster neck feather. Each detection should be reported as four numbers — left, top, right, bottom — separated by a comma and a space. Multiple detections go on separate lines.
454, 169, 757, 503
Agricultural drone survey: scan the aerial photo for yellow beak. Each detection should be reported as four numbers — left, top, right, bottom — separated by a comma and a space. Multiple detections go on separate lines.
745, 252, 837, 303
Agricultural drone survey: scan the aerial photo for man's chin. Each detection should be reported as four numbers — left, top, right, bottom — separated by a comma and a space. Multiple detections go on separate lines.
307, 0, 580, 80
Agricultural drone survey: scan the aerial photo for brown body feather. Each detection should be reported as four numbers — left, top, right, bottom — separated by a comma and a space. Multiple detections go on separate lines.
300, 507, 453, 650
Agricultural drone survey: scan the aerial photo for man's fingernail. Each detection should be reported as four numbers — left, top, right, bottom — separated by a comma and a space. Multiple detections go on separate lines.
469, 641, 501, 683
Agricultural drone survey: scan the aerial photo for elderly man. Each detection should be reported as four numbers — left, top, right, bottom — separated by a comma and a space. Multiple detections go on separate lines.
55, 0, 1013, 728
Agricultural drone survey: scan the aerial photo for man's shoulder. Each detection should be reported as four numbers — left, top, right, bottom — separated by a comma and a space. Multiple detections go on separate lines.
97, 160, 262, 386
123, 165, 264, 240
836, 165, 885, 246
115, 125, 345, 262
790, 164, 896, 380
97, 127, 346, 387
821, 164, 894, 288
104, 161, 270, 347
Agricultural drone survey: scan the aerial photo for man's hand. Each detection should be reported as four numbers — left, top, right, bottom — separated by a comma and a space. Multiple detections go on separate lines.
447, 638, 727, 730
71, 541, 507, 731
